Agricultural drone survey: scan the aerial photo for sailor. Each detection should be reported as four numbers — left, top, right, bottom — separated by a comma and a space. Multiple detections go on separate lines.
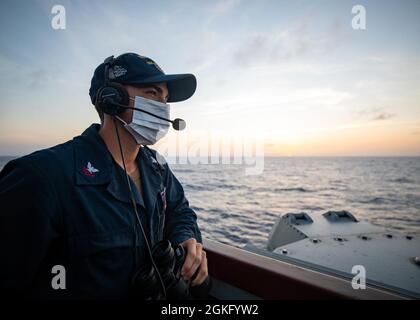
0, 53, 207, 299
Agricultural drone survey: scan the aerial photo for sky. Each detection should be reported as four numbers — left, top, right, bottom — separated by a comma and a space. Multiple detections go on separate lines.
0, 0, 419, 156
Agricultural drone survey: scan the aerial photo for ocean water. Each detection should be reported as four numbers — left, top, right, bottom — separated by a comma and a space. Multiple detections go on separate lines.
1, 156, 420, 249
171, 157, 420, 249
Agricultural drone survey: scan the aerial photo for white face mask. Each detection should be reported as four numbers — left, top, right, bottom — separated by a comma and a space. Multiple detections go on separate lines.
117, 96, 171, 145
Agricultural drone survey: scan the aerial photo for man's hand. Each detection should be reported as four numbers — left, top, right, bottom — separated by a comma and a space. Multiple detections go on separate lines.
179, 238, 208, 286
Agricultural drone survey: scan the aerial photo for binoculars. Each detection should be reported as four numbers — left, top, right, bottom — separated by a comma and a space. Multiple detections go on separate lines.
130, 240, 212, 300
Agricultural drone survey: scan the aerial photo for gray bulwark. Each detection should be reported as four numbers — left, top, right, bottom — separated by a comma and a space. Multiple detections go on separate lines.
264, 211, 420, 299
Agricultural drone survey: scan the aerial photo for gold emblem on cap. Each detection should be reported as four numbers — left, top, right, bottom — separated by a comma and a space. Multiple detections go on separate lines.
136, 54, 164, 73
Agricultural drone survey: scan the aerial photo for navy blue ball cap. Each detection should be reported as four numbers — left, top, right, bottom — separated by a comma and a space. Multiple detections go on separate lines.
89, 53, 197, 104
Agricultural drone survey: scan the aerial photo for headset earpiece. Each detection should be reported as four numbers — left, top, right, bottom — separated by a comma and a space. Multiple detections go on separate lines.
95, 56, 129, 116
96, 82, 129, 116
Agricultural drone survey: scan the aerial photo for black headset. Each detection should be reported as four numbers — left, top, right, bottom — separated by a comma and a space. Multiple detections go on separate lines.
95, 55, 129, 116
95, 56, 187, 131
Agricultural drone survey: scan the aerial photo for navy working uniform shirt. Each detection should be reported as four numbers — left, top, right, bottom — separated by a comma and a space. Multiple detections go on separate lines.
0, 124, 202, 299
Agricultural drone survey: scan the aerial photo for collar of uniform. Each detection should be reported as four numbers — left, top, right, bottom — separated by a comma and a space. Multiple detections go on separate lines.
73, 123, 114, 186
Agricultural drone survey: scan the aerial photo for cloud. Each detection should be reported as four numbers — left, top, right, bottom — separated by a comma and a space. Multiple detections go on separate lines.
366, 56, 385, 63
186, 9, 352, 77
302, 88, 353, 107
372, 112, 395, 121
27, 68, 52, 88
0, 55, 56, 90
232, 21, 311, 68
231, 18, 348, 69
211, 0, 241, 15
358, 108, 396, 121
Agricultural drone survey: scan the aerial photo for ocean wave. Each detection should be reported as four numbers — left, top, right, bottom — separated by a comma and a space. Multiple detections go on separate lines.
380, 216, 420, 224
185, 182, 245, 192
299, 205, 325, 211
172, 168, 195, 173
252, 186, 312, 193
191, 206, 225, 215
184, 184, 208, 191
275, 187, 312, 193
190, 205, 205, 211
391, 177, 415, 184
201, 217, 220, 224
212, 183, 243, 190
359, 197, 389, 205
